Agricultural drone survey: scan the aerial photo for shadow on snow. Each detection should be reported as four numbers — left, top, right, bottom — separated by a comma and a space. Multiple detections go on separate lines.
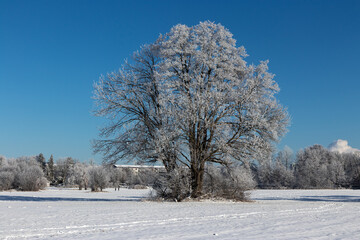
252, 195, 360, 202
0, 195, 144, 202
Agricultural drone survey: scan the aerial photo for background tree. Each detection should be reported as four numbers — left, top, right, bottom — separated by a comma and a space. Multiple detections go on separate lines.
0, 171, 14, 191
294, 145, 345, 189
0, 157, 48, 191
17, 165, 48, 191
109, 167, 125, 190
47, 155, 55, 183
55, 157, 75, 186
0, 155, 5, 167
36, 153, 46, 173
276, 146, 294, 170
88, 166, 109, 192
257, 158, 294, 189
94, 21, 289, 199
342, 153, 360, 188
71, 162, 89, 190
0, 158, 16, 191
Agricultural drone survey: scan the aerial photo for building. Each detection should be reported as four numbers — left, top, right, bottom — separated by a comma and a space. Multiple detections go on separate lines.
113, 164, 166, 174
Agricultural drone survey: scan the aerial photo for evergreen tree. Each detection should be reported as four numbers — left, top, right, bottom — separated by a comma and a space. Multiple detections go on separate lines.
47, 155, 55, 183
36, 153, 46, 174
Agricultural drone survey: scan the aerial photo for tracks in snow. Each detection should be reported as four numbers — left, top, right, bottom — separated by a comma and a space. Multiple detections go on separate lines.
2, 202, 344, 239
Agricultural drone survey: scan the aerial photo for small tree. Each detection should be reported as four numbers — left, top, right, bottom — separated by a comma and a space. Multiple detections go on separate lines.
276, 146, 294, 170
109, 168, 125, 190
55, 157, 75, 186
72, 162, 89, 190
88, 166, 109, 192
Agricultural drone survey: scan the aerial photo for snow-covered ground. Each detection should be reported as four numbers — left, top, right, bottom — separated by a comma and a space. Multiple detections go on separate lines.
1, 188, 359, 239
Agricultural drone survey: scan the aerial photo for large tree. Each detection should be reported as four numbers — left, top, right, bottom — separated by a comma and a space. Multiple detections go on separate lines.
94, 21, 288, 198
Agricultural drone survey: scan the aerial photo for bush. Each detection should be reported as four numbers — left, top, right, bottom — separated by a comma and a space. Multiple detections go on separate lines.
203, 165, 255, 201
0, 157, 48, 191
152, 168, 191, 202
16, 166, 48, 191
0, 171, 15, 191
152, 165, 255, 201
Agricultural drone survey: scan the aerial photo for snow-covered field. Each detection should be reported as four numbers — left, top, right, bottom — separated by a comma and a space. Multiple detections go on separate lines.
1, 188, 359, 239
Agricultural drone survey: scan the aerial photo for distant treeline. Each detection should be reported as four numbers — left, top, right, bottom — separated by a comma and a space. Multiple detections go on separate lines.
256, 145, 360, 189
0, 155, 158, 192
0, 144, 359, 193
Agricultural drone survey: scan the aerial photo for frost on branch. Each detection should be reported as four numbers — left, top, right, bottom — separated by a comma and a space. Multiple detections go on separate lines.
93, 21, 289, 199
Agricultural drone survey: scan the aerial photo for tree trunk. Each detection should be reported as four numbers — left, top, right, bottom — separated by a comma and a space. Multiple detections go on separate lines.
190, 163, 205, 198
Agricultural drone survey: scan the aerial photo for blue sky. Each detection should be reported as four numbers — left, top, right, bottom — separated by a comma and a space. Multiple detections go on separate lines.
1, 0, 359, 163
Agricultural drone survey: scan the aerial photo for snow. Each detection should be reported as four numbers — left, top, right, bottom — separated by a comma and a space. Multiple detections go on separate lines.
1, 188, 359, 239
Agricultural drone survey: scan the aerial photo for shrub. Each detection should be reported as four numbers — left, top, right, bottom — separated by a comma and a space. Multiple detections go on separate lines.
0, 157, 48, 191
0, 171, 15, 191
152, 168, 191, 202
203, 165, 255, 201
16, 165, 48, 191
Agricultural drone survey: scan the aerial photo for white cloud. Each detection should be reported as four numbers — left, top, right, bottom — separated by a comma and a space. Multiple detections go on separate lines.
328, 139, 360, 154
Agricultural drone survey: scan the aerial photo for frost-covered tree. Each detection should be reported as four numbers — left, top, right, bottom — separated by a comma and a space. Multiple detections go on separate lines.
294, 145, 345, 188
109, 168, 125, 190
276, 146, 294, 170
94, 21, 289, 198
10, 157, 48, 191
71, 162, 90, 190
17, 165, 48, 191
88, 166, 109, 192
257, 147, 295, 188
258, 158, 294, 189
0, 157, 15, 191
0, 155, 5, 167
339, 153, 360, 188
54, 157, 75, 186
0, 158, 17, 191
